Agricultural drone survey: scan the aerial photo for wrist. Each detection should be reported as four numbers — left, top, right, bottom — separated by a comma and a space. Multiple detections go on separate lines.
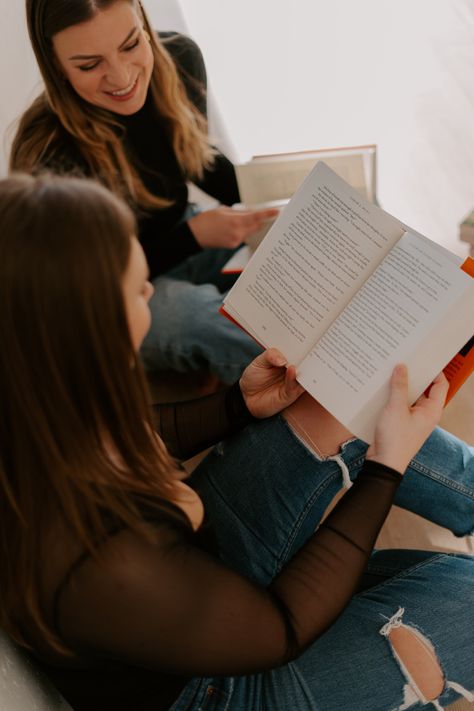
363, 458, 404, 482
227, 381, 257, 425
187, 213, 205, 247
365, 452, 407, 476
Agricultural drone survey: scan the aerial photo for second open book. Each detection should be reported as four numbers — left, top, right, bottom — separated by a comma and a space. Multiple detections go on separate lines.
222, 162, 474, 443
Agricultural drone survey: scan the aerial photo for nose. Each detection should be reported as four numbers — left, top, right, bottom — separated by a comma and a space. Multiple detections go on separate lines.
145, 281, 154, 302
105, 58, 131, 89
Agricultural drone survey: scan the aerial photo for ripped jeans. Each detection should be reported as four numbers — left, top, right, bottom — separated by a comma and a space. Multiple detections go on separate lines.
173, 419, 474, 711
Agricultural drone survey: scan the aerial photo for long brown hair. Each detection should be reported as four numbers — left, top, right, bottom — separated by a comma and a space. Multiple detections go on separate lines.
10, 0, 214, 209
0, 173, 181, 652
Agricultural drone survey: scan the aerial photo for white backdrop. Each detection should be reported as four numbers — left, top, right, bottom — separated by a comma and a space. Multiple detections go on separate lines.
2, 0, 474, 256
167, 0, 474, 256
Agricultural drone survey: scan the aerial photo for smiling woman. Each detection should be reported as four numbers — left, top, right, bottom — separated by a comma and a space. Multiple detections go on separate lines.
52, 2, 154, 115
9, 0, 275, 385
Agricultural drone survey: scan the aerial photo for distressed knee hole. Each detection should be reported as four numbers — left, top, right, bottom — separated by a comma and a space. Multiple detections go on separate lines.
387, 624, 444, 701
381, 608, 474, 709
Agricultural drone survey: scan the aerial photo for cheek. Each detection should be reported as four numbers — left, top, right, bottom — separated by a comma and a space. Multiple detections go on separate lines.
141, 43, 154, 75
66, 71, 98, 99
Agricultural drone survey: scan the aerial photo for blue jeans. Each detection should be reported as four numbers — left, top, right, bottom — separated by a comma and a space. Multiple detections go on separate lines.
140, 245, 262, 385
171, 421, 474, 710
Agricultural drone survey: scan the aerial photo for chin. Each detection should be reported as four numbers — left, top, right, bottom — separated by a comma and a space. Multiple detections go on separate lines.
107, 92, 147, 116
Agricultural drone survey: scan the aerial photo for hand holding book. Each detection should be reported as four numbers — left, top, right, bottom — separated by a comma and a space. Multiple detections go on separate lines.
188, 205, 279, 249
239, 348, 304, 419
222, 162, 474, 443
366, 365, 449, 474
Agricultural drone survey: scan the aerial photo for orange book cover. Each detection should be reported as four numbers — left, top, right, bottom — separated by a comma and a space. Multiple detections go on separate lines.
443, 256, 474, 404
219, 306, 265, 348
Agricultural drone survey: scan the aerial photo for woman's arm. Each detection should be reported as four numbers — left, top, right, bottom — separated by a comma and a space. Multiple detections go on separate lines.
55, 367, 447, 675
153, 350, 303, 459
153, 381, 256, 460
55, 459, 401, 676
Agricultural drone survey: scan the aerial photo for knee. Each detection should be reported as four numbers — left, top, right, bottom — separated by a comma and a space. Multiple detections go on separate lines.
151, 280, 222, 330
387, 625, 444, 700
380, 608, 447, 705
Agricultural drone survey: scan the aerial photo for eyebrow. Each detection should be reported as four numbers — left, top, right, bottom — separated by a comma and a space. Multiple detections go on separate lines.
68, 26, 138, 60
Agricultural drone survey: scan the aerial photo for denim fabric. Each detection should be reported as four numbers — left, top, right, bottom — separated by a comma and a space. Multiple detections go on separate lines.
169, 420, 474, 710
139, 206, 262, 384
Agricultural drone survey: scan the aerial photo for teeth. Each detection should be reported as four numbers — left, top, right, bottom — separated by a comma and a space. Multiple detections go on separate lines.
110, 79, 137, 96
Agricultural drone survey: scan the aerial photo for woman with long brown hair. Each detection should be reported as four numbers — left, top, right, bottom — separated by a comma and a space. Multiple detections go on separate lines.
1, 171, 473, 711
10, 0, 276, 384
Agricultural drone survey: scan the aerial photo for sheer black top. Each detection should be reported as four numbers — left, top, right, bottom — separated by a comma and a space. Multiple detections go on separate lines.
31, 384, 402, 711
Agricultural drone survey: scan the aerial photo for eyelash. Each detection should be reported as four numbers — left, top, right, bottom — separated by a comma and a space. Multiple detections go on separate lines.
78, 37, 141, 72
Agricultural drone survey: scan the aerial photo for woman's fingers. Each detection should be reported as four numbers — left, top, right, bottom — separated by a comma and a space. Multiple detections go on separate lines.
387, 364, 409, 408
366, 366, 449, 474
240, 208, 279, 233
264, 347, 287, 368
425, 372, 449, 405
413, 371, 449, 415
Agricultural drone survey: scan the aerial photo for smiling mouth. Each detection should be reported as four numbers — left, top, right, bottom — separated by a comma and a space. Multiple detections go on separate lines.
106, 77, 138, 98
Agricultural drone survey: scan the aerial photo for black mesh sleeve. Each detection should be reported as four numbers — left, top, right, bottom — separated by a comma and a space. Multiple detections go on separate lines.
55, 461, 402, 676
153, 382, 255, 459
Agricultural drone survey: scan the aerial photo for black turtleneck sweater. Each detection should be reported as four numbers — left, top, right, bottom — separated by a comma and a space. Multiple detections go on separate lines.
40, 32, 241, 279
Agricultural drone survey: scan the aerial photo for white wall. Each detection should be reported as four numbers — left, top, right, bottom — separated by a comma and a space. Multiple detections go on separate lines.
175, 0, 474, 256
0, 2, 39, 175
2, 0, 474, 255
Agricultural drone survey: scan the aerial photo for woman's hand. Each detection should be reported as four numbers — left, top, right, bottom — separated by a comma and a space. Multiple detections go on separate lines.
240, 348, 304, 419
188, 206, 279, 249
366, 365, 449, 474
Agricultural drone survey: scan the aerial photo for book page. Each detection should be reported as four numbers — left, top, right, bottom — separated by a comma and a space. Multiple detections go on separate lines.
221, 245, 253, 274
223, 162, 403, 365
298, 231, 474, 442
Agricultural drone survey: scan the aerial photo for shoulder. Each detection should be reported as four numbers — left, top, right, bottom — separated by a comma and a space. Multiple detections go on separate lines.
158, 31, 206, 83
55, 509, 195, 615
157, 31, 207, 115
41, 137, 89, 178
12, 94, 88, 177
48, 499, 192, 616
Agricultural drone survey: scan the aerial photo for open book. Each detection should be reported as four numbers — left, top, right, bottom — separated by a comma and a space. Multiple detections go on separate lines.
236, 144, 377, 207
222, 162, 474, 443
223, 145, 377, 274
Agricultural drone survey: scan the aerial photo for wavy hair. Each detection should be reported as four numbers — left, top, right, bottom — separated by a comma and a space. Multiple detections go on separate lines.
10, 0, 214, 209
0, 173, 182, 652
